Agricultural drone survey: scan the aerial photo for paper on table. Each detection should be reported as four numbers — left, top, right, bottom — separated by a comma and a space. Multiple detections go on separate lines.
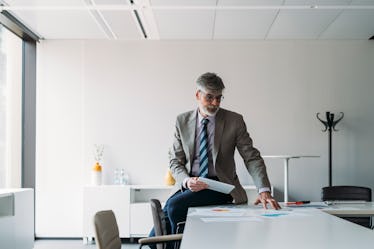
260, 210, 310, 218
201, 217, 262, 223
198, 178, 235, 194
189, 207, 246, 217
325, 200, 368, 205
261, 212, 290, 218
330, 206, 362, 210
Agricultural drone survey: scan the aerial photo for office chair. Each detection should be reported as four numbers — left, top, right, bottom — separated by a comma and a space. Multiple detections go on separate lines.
321, 185, 372, 228
138, 199, 183, 249
94, 210, 122, 249
94, 209, 181, 249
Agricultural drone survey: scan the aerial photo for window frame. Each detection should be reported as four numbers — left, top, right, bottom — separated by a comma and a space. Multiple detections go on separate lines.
0, 10, 39, 188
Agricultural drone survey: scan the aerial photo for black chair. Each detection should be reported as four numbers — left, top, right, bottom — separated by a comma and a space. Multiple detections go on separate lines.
321, 186, 372, 228
138, 199, 183, 249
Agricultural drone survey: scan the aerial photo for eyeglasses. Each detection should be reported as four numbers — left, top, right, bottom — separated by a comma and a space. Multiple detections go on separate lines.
199, 90, 224, 102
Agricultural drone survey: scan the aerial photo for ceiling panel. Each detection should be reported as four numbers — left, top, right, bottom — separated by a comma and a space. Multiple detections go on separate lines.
153, 10, 215, 39
2, 0, 86, 6
100, 11, 141, 40
218, 0, 284, 6
10, 9, 106, 39
320, 10, 374, 39
150, 0, 216, 6
93, 0, 130, 4
149, 0, 216, 40
267, 10, 341, 39
1, 0, 374, 40
214, 10, 278, 39
284, 0, 351, 5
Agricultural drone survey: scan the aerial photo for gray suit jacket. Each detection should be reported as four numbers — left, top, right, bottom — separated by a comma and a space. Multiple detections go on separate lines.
169, 108, 271, 204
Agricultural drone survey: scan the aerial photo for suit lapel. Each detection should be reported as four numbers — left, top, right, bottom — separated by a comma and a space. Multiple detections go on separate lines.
185, 110, 197, 165
213, 109, 225, 166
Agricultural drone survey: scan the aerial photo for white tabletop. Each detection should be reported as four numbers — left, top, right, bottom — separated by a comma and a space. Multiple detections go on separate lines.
263, 155, 320, 159
180, 203, 374, 249
0, 188, 33, 194
322, 202, 374, 216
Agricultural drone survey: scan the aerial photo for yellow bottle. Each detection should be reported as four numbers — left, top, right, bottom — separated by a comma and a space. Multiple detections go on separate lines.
164, 168, 175, 186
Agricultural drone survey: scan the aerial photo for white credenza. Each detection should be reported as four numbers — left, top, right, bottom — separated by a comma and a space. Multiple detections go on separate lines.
0, 188, 34, 249
82, 184, 260, 242
83, 185, 172, 243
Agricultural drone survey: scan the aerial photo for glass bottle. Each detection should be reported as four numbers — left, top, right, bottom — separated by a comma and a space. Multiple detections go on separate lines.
114, 168, 120, 185
120, 169, 125, 185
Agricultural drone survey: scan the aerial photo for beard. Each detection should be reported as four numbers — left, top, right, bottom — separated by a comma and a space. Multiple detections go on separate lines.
200, 105, 219, 116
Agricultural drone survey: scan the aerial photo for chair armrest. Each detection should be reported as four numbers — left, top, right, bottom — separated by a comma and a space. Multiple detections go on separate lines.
138, 234, 183, 248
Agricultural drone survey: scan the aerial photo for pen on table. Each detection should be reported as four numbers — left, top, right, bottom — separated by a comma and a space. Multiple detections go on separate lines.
285, 201, 310, 205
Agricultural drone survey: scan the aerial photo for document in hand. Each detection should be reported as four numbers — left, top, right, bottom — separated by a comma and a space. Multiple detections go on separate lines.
198, 178, 235, 194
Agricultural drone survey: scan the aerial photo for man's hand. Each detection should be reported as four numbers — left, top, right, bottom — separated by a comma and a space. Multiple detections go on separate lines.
254, 191, 281, 210
187, 177, 209, 192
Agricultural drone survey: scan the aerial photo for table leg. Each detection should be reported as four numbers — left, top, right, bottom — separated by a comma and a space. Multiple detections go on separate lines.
284, 158, 289, 203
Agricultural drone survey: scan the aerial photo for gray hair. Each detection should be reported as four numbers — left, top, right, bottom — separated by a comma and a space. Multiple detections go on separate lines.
196, 72, 225, 92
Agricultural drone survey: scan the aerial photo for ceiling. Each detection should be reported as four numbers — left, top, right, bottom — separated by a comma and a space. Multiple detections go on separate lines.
1, 0, 374, 40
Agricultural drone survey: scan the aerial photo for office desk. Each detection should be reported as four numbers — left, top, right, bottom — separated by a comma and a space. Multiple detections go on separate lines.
321, 202, 374, 217
0, 189, 34, 249
180, 203, 374, 249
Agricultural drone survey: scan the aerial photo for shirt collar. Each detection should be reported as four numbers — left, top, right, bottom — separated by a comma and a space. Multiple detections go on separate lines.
197, 108, 216, 125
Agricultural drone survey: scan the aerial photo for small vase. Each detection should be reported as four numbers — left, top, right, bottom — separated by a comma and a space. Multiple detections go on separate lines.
91, 162, 102, 185
164, 169, 175, 186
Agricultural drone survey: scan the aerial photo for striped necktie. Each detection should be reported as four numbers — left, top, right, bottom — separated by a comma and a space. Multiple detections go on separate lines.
199, 118, 209, 177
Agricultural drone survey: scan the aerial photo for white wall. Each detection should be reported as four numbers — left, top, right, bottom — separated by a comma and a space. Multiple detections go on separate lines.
36, 40, 374, 237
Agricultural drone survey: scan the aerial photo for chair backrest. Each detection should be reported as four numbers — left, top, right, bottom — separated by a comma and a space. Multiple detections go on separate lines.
150, 199, 167, 236
139, 199, 182, 249
94, 210, 122, 249
321, 186, 372, 229
150, 199, 168, 249
321, 186, 372, 201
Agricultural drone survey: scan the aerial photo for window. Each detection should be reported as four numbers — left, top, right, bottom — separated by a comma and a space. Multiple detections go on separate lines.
0, 24, 22, 188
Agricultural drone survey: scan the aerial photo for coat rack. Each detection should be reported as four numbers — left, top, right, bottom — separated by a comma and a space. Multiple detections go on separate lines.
316, 111, 344, 187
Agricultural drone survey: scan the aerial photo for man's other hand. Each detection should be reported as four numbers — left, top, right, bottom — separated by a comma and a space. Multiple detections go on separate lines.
254, 191, 281, 210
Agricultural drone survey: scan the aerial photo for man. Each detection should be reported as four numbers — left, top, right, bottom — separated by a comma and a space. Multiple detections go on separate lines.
153, 72, 280, 240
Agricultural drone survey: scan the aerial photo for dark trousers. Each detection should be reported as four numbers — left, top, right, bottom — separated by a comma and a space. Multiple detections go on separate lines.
148, 188, 232, 248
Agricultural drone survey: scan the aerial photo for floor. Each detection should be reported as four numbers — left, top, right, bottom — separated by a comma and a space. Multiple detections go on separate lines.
33, 239, 142, 249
